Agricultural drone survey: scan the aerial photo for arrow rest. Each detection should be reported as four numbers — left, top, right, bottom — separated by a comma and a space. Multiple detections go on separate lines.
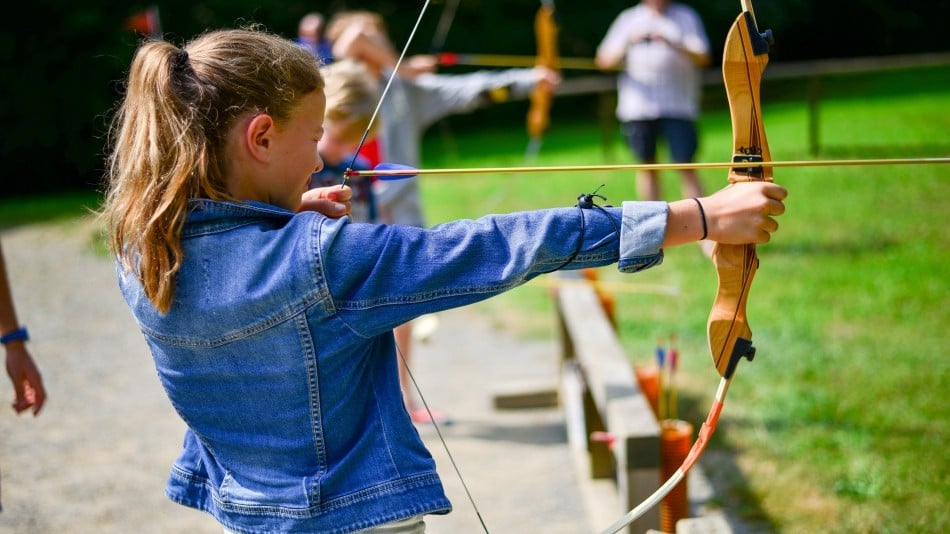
732, 154, 765, 181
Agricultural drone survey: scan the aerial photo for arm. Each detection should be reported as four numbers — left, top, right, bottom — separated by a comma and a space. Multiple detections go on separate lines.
597, 9, 711, 70
330, 181, 786, 335
331, 23, 436, 79
596, 12, 636, 70
331, 24, 399, 78
0, 241, 46, 415
658, 34, 711, 68
651, 10, 712, 68
326, 203, 650, 337
413, 68, 552, 126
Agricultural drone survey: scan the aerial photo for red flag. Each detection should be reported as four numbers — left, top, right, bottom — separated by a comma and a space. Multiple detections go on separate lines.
359, 138, 383, 169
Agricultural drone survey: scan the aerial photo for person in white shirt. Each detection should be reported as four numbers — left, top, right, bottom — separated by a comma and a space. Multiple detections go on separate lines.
596, 1, 711, 228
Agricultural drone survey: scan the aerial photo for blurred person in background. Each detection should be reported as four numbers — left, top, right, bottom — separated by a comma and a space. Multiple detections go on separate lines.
596, 0, 713, 254
327, 9, 561, 424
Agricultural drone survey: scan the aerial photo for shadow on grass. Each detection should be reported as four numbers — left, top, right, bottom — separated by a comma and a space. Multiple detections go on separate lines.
675, 391, 779, 533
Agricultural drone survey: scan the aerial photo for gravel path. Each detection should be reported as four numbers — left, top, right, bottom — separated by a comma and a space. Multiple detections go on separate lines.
0, 218, 590, 533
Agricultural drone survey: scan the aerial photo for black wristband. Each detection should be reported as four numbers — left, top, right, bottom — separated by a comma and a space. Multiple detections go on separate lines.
692, 198, 708, 240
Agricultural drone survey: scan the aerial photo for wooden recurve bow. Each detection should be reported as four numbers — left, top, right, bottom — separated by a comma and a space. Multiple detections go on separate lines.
709, 0, 774, 379
600, 2, 774, 531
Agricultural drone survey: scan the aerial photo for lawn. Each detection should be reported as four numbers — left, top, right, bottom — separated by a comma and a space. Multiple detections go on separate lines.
1, 65, 945, 533
419, 65, 949, 532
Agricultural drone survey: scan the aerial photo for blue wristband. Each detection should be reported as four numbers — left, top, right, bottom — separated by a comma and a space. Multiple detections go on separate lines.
1, 326, 29, 344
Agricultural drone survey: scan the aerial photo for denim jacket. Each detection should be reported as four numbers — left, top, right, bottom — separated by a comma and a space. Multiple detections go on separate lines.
118, 198, 667, 533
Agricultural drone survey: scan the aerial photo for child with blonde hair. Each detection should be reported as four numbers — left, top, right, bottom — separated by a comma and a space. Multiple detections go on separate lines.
102, 26, 786, 533
310, 59, 381, 222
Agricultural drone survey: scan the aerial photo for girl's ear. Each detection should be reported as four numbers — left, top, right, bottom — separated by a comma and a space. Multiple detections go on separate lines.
245, 114, 276, 162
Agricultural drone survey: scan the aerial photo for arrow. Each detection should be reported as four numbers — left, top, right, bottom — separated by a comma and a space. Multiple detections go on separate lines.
345, 157, 949, 180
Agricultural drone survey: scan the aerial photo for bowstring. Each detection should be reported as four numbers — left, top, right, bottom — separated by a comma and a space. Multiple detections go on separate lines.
342, 1, 431, 188
394, 341, 490, 532
341, 2, 490, 530
600, 377, 732, 533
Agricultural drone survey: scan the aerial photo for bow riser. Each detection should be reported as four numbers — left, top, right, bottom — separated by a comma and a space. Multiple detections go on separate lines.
708, 7, 773, 379
724, 11, 773, 184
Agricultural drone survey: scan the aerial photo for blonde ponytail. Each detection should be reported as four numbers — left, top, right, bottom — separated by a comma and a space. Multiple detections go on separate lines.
102, 28, 324, 313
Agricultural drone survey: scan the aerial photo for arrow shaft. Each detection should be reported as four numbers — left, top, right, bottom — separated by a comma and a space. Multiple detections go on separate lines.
344, 157, 949, 178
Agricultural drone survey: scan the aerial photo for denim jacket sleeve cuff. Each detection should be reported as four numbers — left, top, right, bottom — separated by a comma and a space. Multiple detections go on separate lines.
617, 201, 667, 273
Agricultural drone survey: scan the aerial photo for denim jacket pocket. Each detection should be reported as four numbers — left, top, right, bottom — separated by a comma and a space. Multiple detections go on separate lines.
217, 470, 321, 517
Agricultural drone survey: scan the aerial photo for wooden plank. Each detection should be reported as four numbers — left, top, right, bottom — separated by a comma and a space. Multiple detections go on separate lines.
491, 379, 559, 409
556, 283, 660, 443
556, 282, 661, 533
561, 360, 589, 453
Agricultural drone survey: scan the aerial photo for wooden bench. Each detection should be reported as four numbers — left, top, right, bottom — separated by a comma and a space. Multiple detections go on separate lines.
554, 279, 661, 533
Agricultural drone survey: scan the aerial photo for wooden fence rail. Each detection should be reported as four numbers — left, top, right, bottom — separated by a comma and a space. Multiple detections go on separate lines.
557, 52, 950, 157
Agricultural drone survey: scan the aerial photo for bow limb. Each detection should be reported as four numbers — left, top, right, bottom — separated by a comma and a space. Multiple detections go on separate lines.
525, 0, 559, 158
430, 0, 461, 53
708, 0, 774, 378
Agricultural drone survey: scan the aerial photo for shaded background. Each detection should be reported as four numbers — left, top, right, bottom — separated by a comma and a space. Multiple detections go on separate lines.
1, 0, 948, 197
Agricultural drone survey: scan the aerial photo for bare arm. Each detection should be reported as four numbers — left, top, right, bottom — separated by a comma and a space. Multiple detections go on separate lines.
0, 241, 46, 415
595, 47, 625, 71
331, 24, 436, 79
331, 24, 398, 77
652, 32, 711, 67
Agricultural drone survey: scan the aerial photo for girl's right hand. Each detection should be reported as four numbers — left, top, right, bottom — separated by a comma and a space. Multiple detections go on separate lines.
299, 185, 352, 218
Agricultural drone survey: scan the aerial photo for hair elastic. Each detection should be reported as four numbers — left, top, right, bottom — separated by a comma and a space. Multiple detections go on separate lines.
174, 49, 190, 71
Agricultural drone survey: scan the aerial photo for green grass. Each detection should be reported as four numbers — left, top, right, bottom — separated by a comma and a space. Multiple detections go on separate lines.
420, 65, 949, 532
2, 65, 946, 532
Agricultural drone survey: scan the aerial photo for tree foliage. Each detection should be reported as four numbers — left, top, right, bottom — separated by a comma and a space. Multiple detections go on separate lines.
1, 0, 946, 197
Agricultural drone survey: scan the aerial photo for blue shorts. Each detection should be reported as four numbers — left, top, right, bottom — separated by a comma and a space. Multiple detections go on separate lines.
621, 118, 699, 163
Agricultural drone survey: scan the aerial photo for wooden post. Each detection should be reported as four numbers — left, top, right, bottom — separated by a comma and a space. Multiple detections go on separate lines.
808, 74, 822, 156
598, 91, 618, 162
